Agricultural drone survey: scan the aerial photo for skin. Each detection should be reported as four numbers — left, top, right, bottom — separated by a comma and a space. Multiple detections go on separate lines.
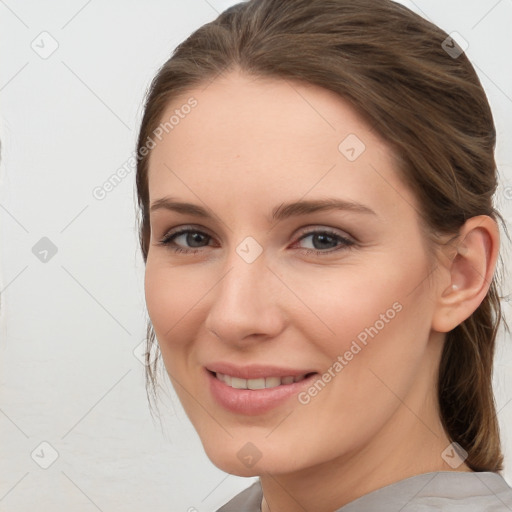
144, 69, 499, 512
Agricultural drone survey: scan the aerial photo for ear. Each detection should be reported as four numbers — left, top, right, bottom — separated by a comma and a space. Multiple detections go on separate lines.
431, 215, 500, 333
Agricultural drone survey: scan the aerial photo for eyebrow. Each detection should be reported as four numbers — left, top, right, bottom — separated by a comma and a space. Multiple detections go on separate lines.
150, 196, 377, 222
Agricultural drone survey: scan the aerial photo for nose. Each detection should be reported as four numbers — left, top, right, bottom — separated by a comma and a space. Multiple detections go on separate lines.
204, 249, 286, 346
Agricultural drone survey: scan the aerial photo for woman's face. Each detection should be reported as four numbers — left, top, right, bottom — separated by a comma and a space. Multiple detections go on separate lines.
144, 70, 449, 476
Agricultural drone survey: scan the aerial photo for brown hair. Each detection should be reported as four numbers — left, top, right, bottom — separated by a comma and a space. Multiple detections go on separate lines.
135, 0, 510, 471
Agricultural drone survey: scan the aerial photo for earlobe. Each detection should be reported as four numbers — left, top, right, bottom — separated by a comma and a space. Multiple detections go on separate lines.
431, 215, 500, 333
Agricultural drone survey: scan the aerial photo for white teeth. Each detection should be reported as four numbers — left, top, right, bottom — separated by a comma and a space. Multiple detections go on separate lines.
231, 377, 246, 389
265, 377, 282, 388
248, 378, 265, 390
215, 372, 309, 389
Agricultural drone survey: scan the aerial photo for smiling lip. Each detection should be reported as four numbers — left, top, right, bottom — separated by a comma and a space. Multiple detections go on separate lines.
206, 362, 316, 380
205, 363, 318, 415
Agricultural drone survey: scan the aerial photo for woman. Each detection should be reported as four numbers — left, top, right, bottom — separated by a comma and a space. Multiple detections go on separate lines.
135, 0, 512, 510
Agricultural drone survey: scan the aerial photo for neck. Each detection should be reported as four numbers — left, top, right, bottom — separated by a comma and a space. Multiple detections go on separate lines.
260, 432, 471, 512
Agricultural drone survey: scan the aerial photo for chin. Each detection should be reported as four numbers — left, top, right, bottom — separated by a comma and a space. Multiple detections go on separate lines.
213, 460, 263, 478
203, 447, 262, 476
201, 438, 303, 477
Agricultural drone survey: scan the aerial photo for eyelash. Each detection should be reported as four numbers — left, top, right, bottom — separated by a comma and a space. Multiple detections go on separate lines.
156, 226, 356, 256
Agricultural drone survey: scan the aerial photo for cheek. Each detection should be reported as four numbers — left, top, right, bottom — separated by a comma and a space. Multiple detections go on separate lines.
144, 262, 174, 333
285, 253, 426, 359
144, 260, 203, 348
289, 251, 434, 421
298, 252, 433, 400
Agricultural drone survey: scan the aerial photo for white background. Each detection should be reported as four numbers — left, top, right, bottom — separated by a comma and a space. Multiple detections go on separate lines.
1, 1, 511, 511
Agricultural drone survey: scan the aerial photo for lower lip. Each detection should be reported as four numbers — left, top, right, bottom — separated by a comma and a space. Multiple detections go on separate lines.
206, 369, 318, 415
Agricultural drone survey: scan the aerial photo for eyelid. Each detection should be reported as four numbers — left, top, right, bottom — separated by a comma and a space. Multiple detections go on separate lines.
293, 224, 355, 243
159, 223, 215, 240
157, 224, 357, 257
158, 224, 354, 245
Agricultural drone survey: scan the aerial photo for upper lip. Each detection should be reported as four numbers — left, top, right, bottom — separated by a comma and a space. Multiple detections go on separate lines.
206, 362, 317, 380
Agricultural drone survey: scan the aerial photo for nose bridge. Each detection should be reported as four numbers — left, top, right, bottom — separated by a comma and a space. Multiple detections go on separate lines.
215, 245, 270, 316
205, 244, 282, 342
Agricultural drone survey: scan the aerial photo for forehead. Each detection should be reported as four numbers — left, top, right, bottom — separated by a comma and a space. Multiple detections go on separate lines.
146, 70, 419, 224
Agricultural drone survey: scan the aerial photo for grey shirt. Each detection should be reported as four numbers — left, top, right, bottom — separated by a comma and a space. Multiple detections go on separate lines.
216, 471, 512, 511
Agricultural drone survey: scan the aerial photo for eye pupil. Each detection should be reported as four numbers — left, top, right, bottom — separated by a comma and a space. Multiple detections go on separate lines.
187, 232, 208, 247
313, 233, 337, 249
